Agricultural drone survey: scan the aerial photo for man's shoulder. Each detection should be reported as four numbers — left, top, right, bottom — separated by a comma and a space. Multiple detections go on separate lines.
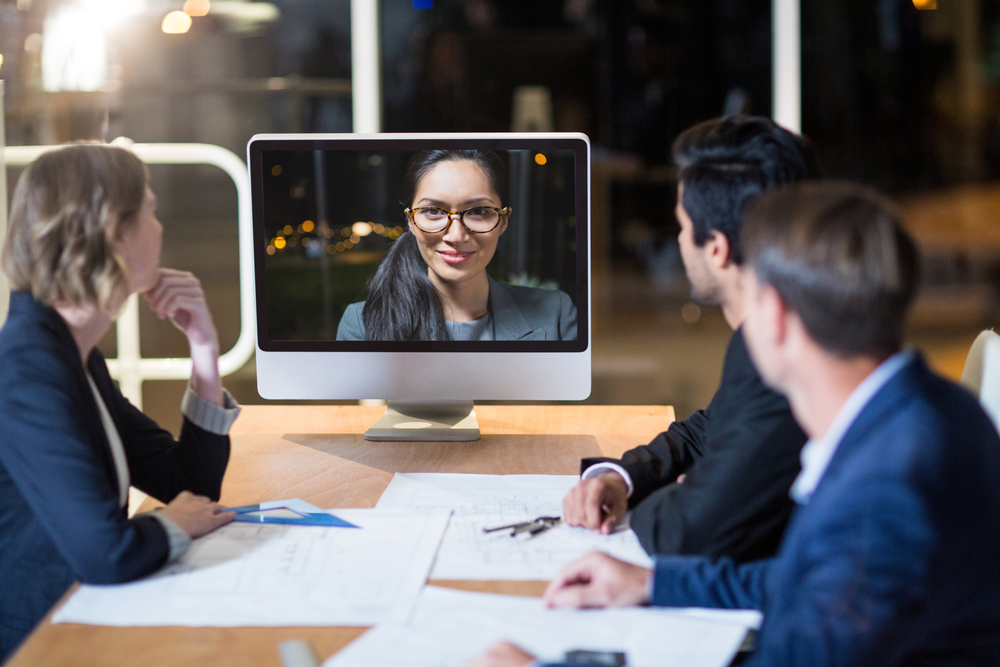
823, 356, 999, 496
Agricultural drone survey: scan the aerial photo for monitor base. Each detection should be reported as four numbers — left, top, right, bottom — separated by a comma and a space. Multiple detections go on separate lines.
363, 401, 481, 441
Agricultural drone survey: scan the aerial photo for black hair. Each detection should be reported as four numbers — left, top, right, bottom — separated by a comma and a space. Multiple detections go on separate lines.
672, 115, 821, 265
743, 181, 920, 359
361, 150, 509, 341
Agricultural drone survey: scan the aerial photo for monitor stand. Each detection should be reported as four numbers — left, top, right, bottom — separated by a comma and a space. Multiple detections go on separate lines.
364, 400, 480, 442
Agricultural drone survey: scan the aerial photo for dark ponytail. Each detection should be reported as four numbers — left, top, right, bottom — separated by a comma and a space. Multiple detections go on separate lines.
361, 150, 509, 341
362, 229, 448, 340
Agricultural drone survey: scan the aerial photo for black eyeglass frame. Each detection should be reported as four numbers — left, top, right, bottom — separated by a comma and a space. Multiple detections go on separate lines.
405, 206, 511, 234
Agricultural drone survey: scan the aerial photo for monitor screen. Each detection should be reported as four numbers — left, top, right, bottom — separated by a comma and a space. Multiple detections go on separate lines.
248, 133, 590, 404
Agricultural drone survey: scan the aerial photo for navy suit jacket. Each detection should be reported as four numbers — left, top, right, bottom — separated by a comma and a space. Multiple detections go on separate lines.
650, 354, 1000, 666
0, 293, 230, 659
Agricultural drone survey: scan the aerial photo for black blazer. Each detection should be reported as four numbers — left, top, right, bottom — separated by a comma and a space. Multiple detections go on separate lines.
582, 328, 807, 562
0, 292, 229, 659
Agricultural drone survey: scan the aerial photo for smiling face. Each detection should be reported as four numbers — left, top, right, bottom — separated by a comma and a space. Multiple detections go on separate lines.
113, 188, 163, 294
408, 159, 508, 291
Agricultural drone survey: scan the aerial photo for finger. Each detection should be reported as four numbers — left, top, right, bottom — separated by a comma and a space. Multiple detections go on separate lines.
153, 289, 205, 320
143, 270, 166, 300
147, 281, 204, 317
162, 295, 208, 325
543, 556, 593, 605
546, 582, 606, 609
562, 486, 583, 526
213, 511, 236, 527
582, 483, 605, 530
145, 271, 200, 306
600, 511, 617, 535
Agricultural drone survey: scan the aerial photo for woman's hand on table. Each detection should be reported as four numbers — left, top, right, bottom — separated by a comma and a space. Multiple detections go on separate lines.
159, 491, 235, 539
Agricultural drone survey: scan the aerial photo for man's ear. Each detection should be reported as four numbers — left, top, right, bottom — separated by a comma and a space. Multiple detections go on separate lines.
705, 230, 734, 270
760, 282, 789, 347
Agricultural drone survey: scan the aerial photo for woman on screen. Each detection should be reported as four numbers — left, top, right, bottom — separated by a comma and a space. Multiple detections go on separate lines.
0, 144, 237, 659
336, 149, 577, 341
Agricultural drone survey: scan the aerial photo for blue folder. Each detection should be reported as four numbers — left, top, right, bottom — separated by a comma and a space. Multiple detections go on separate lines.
225, 504, 359, 528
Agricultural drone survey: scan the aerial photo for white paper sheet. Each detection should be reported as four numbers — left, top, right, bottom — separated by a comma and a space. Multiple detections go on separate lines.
324, 586, 757, 667
376, 473, 654, 580
52, 507, 450, 627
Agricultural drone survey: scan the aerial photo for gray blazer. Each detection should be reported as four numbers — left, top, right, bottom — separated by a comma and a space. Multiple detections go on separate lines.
335, 275, 577, 341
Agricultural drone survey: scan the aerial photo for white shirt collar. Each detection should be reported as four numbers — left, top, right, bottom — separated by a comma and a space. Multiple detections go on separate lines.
86, 372, 130, 508
789, 350, 915, 504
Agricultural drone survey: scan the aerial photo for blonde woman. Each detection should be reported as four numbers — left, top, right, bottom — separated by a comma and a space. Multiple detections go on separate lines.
0, 144, 238, 659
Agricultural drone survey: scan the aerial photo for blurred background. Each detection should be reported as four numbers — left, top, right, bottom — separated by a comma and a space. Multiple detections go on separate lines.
2, 0, 999, 432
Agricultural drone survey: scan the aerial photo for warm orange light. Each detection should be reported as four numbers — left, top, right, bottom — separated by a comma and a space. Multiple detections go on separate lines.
302, 220, 315, 233
534, 153, 547, 166
274, 237, 286, 249
912, 0, 936, 9
283, 225, 293, 236
271, 165, 282, 176
352, 221, 373, 237
161, 10, 192, 34
183, 0, 210, 17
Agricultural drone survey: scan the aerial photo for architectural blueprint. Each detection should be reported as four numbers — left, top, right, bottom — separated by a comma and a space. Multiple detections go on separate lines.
324, 586, 757, 667
52, 507, 450, 627
375, 474, 654, 580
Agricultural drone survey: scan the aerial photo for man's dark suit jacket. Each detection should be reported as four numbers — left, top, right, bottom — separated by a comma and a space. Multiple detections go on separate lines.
0, 293, 230, 660
582, 328, 807, 562
650, 354, 1000, 666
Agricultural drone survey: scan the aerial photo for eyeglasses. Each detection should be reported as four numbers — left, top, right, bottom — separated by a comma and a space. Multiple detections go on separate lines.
405, 206, 510, 234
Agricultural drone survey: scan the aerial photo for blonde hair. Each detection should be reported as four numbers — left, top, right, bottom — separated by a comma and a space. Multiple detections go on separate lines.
2, 144, 148, 313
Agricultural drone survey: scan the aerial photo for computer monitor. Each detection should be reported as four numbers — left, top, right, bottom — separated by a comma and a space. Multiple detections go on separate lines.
247, 133, 590, 440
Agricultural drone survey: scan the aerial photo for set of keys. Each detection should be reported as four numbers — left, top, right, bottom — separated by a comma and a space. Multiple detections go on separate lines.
482, 516, 562, 538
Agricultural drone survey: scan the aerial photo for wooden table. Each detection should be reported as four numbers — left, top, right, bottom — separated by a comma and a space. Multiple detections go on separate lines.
8, 404, 674, 667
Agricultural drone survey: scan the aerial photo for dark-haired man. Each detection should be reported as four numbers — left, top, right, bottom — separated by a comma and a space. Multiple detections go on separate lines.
471, 182, 1000, 667
563, 115, 816, 562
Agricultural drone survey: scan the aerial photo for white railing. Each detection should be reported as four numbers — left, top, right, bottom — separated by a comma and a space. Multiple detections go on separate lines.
2, 142, 256, 410
773, 0, 802, 133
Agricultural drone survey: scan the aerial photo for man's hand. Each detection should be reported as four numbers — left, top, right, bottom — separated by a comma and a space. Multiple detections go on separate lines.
543, 551, 652, 609
562, 471, 628, 534
464, 641, 535, 667
159, 491, 234, 539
